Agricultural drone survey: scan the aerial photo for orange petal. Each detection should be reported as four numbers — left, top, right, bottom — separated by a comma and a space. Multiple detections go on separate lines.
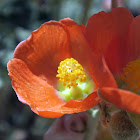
125, 15, 140, 65
86, 7, 133, 74
80, 23, 86, 34
8, 58, 101, 117
59, 91, 100, 113
13, 21, 71, 87
60, 18, 89, 71
87, 52, 117, 88
8, 59, 65, 118
61, 18, 117, 88
99, 87, 140, 114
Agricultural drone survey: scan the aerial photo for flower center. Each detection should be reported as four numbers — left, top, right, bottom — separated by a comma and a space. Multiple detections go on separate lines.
121, 59, 140, 93
56, 58, 86, 88
56, 58, 94, 101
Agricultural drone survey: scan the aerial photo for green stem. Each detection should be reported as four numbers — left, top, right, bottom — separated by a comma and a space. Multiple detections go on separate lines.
84, 109, 100, 140
81, 0, 92, 25
111, 0, 118, 9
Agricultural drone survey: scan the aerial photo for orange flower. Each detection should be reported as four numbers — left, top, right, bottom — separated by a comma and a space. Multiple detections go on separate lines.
86, 7, 140, 114
8, 18, 116, 118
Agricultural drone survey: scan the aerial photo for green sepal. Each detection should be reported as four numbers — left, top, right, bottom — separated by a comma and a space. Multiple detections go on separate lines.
109, 111, 139, 140
127, 112, 140, 129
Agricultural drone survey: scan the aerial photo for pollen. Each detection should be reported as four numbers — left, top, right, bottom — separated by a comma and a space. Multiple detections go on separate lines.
56, 58, 86, 88
121, 59, 140, 92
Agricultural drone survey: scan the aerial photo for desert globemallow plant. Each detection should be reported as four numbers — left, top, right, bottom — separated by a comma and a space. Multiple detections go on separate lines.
8, 7, 140, 140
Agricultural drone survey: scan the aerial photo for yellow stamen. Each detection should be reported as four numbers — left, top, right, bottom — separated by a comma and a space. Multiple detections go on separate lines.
56, 58, 86, 88
121, 59, 140, 92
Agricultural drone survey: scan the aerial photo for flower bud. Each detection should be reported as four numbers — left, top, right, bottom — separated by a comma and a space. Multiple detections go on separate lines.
108, 111, 139, 140
127, 112, 140, 129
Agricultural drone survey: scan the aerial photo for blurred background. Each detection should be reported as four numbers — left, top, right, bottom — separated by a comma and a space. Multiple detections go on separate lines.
0, 0, 140, 139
